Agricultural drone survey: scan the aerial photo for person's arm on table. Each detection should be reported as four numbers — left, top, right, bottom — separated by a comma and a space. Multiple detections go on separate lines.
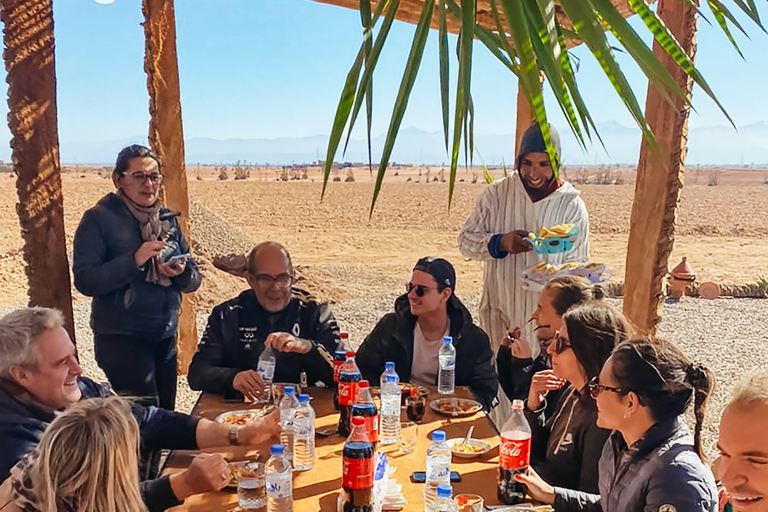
516, 466, 602, 512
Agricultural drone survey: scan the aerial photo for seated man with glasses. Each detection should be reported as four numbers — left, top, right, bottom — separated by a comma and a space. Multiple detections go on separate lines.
355, 257, 498, 410
188, 241, 340, 401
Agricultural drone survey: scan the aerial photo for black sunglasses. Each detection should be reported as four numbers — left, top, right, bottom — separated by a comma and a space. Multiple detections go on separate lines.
588, 376, 627, 398
551, 332, 572, 354
406, 282, 435, 297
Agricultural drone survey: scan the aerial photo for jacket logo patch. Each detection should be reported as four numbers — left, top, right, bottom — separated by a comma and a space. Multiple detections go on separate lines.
659, 505, 676, 512
292, 323, 301, 337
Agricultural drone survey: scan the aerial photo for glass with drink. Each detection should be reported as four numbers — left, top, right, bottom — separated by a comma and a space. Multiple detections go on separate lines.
406, 388, 426, 422
237, 462, 266, 512
398, 421, 418, 455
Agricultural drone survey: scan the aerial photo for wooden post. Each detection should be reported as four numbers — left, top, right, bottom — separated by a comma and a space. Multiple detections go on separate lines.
143, 0, 197, 373
514, 82, 534, 159
623, 0, 696, 333
1, 0, 75, 342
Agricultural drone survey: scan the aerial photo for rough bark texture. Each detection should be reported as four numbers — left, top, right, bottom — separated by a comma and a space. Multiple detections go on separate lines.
623, 0, 697, 334
1, 0, 75, 342
143, 0, 197, 373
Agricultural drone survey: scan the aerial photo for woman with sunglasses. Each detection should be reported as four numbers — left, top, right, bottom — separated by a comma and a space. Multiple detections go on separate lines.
356, 257, 498, 409
519, 337, 718, 512
72, 144, 201, 417
523, 302, 629, 494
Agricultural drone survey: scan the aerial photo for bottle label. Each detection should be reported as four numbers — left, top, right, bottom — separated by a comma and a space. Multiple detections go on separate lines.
361, 414, 379, 444
338, 381, 357, 406
499, 434, 531, 469
342, 456, 374, 489
257, 361, 275, 381
333, 361, 343, 383
426, 458, 451, 482
381, 395, 400, 415
266, 473, 291, 500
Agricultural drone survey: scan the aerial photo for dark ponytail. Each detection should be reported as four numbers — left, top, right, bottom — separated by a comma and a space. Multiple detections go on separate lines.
686, 363, 714, 458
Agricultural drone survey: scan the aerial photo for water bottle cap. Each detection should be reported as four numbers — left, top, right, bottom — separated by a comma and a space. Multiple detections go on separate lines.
270, 444, 284, 455
432, 430, 446, 442
442, 336, 453, 344
298, 394, 310, 404
386, 375, 397, 383
358, 380, 369, 389
284, 386, 295, 395
436, 483, 452, 498
385, 361, 395, 371
511, 399, 525, 410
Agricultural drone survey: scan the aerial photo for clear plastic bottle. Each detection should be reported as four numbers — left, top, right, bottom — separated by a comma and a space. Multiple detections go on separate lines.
379, 373, 401, 445
433, 483, 458, 512
279, 386, 299, 465
380, 361, 400, 387
265, 444, 293, 512
438, 336, 456, 395
293, 393, 315, 471
425, 430, 451, 512
257, 345, 277, 404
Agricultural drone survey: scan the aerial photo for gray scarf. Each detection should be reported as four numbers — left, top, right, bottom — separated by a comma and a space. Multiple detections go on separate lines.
117, 189, 172, 287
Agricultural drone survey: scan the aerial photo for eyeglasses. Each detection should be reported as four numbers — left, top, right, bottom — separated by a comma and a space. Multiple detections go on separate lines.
406, 282, 435, 297
128, 171, 164, 184
550, 332, 572, 354
254, 273, 293, 288
588, 376, 627, 398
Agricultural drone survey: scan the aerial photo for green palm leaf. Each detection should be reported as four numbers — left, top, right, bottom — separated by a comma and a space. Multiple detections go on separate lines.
439, 0, 450, 152
360, 0, 375, 175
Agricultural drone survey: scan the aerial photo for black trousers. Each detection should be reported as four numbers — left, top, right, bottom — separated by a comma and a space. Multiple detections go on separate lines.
94, 333, 177, 411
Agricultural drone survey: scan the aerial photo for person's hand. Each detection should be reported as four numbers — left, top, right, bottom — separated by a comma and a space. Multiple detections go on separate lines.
515, 466, 555, 504
500, 230, 533, 255
232, 370, 266, 401
134, 241, 167, 266
170, 452, 229, 500
527, 370, 566, 411
238, 409, 281, 446
158, 259, 186, 277
266, 332, 313, 354
501, 327, 533, 360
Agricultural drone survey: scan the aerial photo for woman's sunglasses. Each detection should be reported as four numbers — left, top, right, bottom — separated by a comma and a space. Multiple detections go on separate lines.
406, 282, 434, 297
588, 376, 627, 398
550, 332, 572, 354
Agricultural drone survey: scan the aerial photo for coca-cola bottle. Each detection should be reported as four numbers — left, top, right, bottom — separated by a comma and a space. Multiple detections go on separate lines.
498, 399, 532, 505
338, 352, 362, 437
332, 347, 348, 411
352, 380, 379, 445
342, 416, 374, 512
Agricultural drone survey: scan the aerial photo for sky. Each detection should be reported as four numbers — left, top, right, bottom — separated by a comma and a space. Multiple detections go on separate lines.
2, 0, 767, 163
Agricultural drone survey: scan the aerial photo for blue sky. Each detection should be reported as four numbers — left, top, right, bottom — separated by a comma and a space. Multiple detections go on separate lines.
3, 0, 767, 163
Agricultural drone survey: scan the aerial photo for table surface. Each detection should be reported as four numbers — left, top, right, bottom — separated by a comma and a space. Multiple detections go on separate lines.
164, 387, 508, 511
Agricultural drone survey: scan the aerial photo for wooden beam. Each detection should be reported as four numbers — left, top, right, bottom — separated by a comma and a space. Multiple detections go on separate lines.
143, 0, 197, 373
514, 82, 534, 160
1, 0, 75, 342
622, 0, 696, 333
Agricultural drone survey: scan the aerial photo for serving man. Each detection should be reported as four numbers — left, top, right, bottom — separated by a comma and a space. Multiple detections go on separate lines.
0, 307, 279, 512
717, 368, 768, 512
188, 242, 340, 400
355, 257, 498, 410
458, 123, 589, 358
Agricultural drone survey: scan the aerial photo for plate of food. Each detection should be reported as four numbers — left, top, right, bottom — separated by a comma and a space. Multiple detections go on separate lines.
215, 408, 270, 425
227, 460, 262, 488
528, 224, 579, 255
446, 438, 491, 459
430, 398, 482, 417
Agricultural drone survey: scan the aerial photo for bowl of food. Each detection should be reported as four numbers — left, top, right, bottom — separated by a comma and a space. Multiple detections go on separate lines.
227, 460, 263, 488
446, 438, 491, 459
429, 398, 482, 417
529, 224, 579, 255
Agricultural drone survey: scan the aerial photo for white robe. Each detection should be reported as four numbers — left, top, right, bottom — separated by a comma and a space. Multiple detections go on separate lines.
458, 173, 589, 425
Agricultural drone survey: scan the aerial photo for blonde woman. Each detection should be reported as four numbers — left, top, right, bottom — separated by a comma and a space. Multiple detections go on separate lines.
0, 396, 146, 512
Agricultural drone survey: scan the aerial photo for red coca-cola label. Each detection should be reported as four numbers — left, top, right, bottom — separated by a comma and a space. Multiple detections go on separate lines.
358, 414, 378, 443
342, 456, 374, 489
338, 381, 357, 406
499, 431, 531, 469
333, 361, 343, 383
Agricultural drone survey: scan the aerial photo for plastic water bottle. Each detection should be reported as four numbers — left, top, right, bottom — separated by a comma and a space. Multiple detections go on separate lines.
438, 336, 456, 395
293, 393, 315, 471
279, 386, 299, 465
425, 430, 451, 512
380, 361, 400, 387
265, 444, 292, 512
379, 374, 401, 445
434, 483, 458, 512
257, 345, 276, 404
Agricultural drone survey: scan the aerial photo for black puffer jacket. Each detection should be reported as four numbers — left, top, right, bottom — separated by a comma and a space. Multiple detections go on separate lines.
355, 294, 498, 410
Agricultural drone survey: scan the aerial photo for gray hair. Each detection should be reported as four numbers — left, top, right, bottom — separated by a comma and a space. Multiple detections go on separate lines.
729, 367, 768, 408
0, 307, 65, 378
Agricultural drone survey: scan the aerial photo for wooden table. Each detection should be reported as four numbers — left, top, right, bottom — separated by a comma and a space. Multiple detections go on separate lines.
164, 387, 507, 511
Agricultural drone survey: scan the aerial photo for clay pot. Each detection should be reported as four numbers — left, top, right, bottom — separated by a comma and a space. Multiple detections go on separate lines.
668, 257, 695, 298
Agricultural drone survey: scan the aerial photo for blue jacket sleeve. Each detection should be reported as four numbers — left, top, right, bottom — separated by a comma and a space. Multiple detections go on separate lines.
554, 487, 603, 512
644, 456, 718, 512
132, 404, 200, 452
0, 426, 39, 480
140, 476, 183, 512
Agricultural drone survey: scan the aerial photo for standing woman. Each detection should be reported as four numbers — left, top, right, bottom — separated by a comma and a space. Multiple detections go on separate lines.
520, 337, 718, 512
73, 145, 201, 411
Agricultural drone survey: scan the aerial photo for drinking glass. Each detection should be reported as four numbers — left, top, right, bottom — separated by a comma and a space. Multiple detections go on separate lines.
236, 462, 266, 512
406, 394, 427, 422
398, 421, 418, 455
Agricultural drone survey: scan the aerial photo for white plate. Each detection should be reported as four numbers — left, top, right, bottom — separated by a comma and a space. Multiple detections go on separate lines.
430, 398, 482, 417
215, 409, 269, 425
446, 438, 491, 459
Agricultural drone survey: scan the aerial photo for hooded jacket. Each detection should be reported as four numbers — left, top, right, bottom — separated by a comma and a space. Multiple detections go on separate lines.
355, 294, 498, 410
0, 377, 199, 512
72, 193, 201, 340
554, 417, 718, 512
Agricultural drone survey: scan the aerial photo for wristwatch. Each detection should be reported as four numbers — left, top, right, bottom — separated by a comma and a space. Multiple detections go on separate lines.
228, 425, 240, 446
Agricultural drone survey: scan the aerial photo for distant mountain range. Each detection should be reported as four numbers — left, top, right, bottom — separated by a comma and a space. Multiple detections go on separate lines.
48, 121, 768, 166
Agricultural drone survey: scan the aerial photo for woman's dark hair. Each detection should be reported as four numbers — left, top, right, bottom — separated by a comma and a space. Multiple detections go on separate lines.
546, 275, 605, 316
609, 337, 714, 458
113, 144, 160, 181
563, 301, 630, 388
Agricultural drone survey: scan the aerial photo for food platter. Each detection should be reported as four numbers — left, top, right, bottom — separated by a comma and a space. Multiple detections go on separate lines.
215, 408, 270, 425
430, 398, 482, 418
446, 438, 491, 459
227, 460, 262, 488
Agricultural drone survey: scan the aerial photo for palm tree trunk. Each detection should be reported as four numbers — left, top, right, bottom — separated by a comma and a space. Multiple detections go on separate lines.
1, 0, 75, 342
143, 0, 197, 373
623, 0, 697, 334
